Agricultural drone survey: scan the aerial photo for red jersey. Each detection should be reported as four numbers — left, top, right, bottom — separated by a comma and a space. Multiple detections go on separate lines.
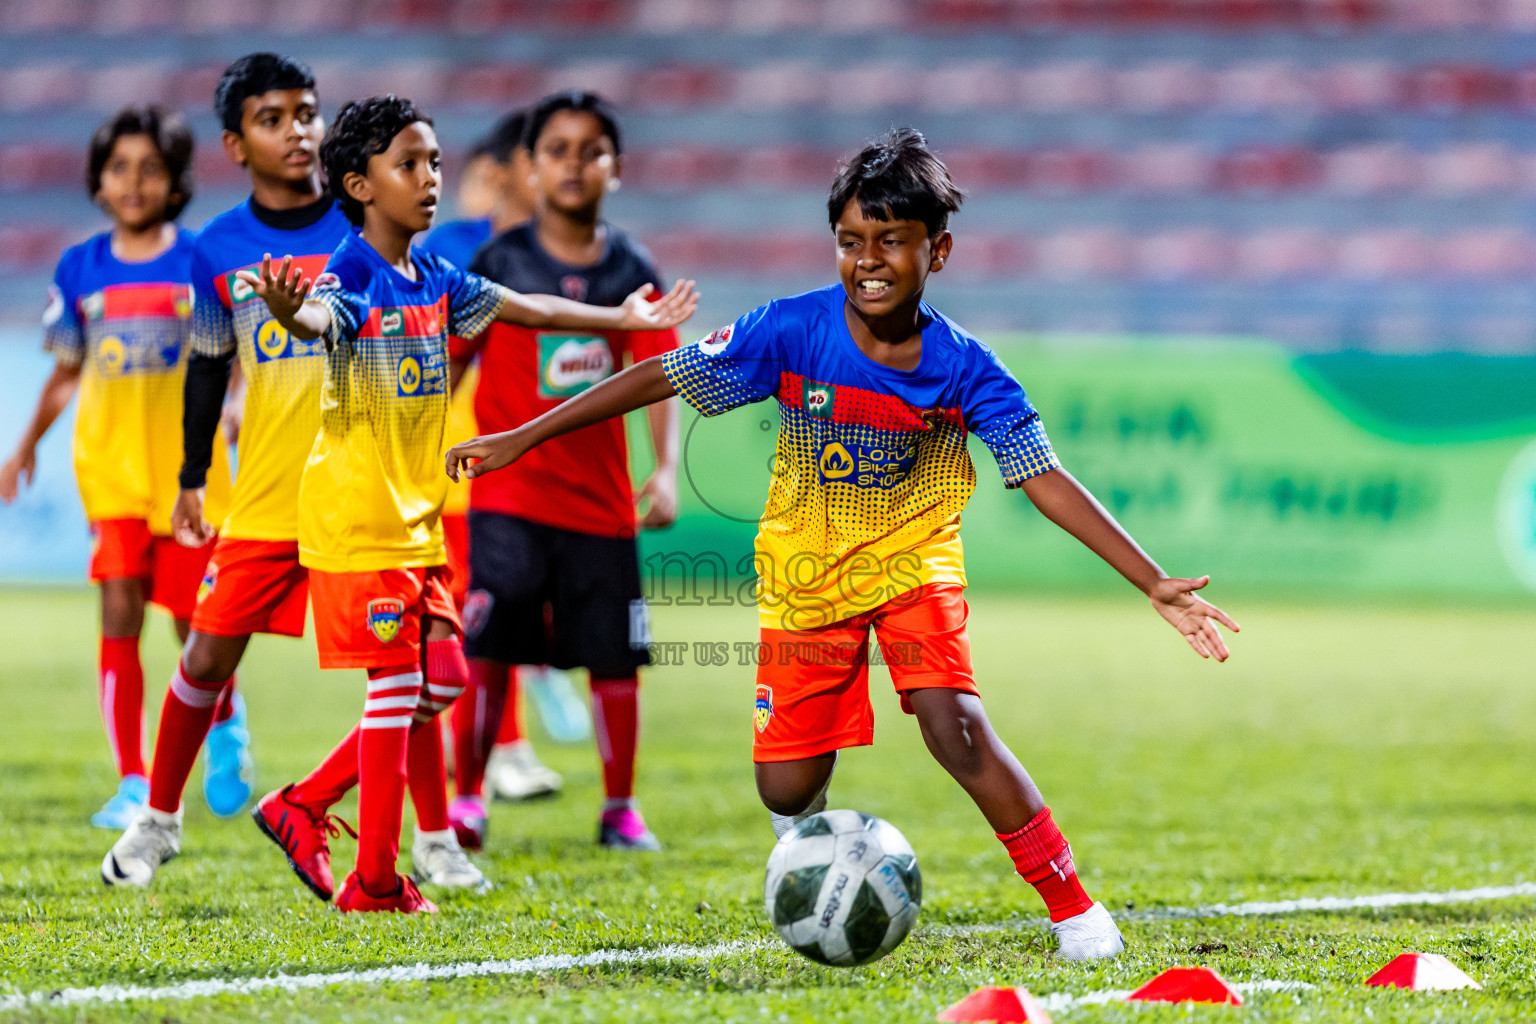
456, 223, 679, 538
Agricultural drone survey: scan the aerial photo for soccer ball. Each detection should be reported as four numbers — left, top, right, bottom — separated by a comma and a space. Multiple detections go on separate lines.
764, 810, 922, 967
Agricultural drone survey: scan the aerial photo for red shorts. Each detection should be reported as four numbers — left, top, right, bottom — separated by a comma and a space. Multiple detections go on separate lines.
309, 565, 460, 670
89, 518, 214, 621
752, 583, 978, 763
190, 538, 309, 638
442, 513, 469, 610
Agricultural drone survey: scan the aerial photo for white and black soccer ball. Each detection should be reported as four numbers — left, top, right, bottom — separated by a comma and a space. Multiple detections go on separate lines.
764, 810, 921, 967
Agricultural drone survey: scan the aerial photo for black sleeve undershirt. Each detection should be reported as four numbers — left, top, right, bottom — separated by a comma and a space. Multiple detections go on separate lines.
178, 351, 233, 490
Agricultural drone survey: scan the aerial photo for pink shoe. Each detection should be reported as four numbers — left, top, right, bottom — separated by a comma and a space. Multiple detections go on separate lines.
597, 805, 661, 851
448, 795, 487, 853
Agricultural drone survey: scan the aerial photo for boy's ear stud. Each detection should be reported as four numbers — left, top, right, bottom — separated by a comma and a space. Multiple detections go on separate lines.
607, 179, 621, 193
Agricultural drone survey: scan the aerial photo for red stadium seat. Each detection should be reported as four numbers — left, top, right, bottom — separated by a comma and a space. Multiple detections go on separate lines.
1335, 229, 1431, 280
1034, 228, 1132, 280
921, 63, 1017, 110
1210, 61, 1314, 113
447, 65, 547, 107
1217, 146, 1320, 193
1419, 143, 1518, 196
1234, 229, 1335, 279
1118, 145, 1213, 194
0, 225, 69, 271
0, 145, 80, 191
1113, 61, 1210, 113
1135, 229, 1231, 281
1317, 60, 1403, 110
734, 146, 838, 189
633, 65, 731, 109
623, 147, 739, 190
729, 61, 827, 110
88, 63, 175, 112
1320, 144, 1417, 195
543, 60, 636, 104
0, 63, 86, 114
1015, 61, 1110, 113
1439, 229, 1533, 278
821, 64, 923, 112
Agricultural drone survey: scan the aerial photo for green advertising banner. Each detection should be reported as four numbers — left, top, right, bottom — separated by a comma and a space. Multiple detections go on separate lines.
640, 338, 1536, 603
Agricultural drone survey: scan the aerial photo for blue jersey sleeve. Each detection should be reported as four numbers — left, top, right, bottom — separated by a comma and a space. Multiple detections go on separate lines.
660, 301, 783, 417
962, 344, 1060, 487
189, 239, 236, 358
41, 251, 83, 367
444, 265, 508, 341
310, 263, 370, 357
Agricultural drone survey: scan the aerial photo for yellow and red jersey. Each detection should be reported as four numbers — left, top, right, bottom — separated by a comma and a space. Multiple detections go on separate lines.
189, 198, 352, 541
300, 233, 506, 573
44, 230, 229, 532
662, 285, 1061, 631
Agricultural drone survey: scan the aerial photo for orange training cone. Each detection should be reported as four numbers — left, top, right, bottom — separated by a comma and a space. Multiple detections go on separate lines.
937, 986, 1054, 1023
1365, 953, 1482, 991
1125, 967, 1244, 1005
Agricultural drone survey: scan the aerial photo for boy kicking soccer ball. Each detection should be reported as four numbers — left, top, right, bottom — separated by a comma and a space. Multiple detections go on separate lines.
447, 128, 1238, 955
245, 95, 696, 912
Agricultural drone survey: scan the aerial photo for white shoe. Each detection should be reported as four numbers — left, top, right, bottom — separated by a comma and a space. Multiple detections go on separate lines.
1050, 902, 1125, 961
485, 739, 562, 802
101, 806, 182, 888
411, 828, 490, 891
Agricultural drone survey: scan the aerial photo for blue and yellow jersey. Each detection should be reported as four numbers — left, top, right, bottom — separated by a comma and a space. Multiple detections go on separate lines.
190, 198, 352, 541
44, 230, 229, 532
662, 284, 1059, 630
301, 232, 507, 573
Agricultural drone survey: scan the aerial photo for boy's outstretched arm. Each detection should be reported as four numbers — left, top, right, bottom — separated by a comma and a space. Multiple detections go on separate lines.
1021, 466, 1241, 661
447, 355, 676, 481
0, 363, 80, 502
497, 280, 697, 333
238, 254, 330, 342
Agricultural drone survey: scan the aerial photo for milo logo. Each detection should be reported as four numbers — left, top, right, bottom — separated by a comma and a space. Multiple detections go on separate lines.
538, 334, 614, 398
380, 308, 404, 337
226, 272, 256, 304
803, 380, 836, 418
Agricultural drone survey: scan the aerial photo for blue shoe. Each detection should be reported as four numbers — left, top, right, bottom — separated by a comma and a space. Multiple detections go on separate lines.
202, 693, 254, 818
91, 774, 148, 829
524, 665, 592, 744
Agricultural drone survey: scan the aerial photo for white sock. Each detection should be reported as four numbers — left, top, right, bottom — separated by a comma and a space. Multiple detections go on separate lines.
142, 805, 181, 827
603, 796, 637, 814
415, 827, 455, 844
769, 774, 832, 839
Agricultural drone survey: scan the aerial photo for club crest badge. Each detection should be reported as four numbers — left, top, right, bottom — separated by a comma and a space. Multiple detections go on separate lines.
462, 589, 493, 638
367, 598, 405, 643
754, 684, 774, 732
197, 564, 218, 603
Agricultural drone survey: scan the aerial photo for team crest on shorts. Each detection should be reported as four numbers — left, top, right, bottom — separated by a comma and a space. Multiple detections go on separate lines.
197, 564, 218, 603
462, 589, 493, 638
754, 684, 774, 732
366, 598, 405, 643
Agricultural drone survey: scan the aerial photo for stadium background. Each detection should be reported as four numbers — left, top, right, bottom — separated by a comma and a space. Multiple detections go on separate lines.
4, 0, 1536, 605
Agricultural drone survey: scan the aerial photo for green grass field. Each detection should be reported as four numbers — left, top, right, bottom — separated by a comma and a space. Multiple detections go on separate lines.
3, 587, 1536, 1022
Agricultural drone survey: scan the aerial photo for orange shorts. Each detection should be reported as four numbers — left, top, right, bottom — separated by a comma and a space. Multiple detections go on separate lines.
752, 583, 978, 763
89, 518, 214, 621
442, 513, 469, 610
190, 537, 309, 638
308, 564, 460, 670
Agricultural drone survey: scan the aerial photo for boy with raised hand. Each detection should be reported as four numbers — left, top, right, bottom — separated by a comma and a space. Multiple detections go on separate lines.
448, 128, 1239, 955
245, 95, 695, 912
446, 90, 682, 854
0, 105, 234, 829
99, 55, 473, 896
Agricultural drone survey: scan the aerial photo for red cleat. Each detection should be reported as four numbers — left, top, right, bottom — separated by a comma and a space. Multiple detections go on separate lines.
251, 785, 355, 902
335, 871, 438, 913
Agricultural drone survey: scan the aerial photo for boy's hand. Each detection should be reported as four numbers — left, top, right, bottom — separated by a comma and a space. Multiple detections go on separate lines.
237, 254, 311, 325
171, 487, 216, 548
1148, 575, 1240, 661
619, 280, 697, 331
446, 429, 528, 482
0, 448, 36, 503
636, 469, 678, 530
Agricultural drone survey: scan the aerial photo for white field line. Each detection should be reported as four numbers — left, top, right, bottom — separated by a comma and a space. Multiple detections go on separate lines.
2, 881, 1530, 1011
1037, 979, 1318, 1013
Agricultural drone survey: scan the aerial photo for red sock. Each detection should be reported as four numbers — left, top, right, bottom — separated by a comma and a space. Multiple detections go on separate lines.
355, 665, 420, 893
289, 725, 362, 811
590, 674, 638, 801
99, 636, 146, 778
454, 659, 509, 799
210, 675, 239, 724
496, 666, 525, 744
997, 807, 1095, 922
147, 661, 230, 813
406, 723, 450, 832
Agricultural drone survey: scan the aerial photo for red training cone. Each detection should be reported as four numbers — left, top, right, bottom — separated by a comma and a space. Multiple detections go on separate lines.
1125, 967, 1244, 1005
937, 986, 1054, 1023
1365, 953, 1482, 991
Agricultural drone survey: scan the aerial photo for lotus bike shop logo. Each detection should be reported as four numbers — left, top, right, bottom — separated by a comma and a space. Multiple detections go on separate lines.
256, 320, 291, 360
397, 355, 424, 396
96, 335, 127, 377
367, 598, 405, 643
819, 441, 855, 481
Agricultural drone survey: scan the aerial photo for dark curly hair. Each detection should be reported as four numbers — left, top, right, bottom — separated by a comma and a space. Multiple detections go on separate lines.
523, 90, 621, 157
320, 95, 433, 226
827, 128, 964, 237
214, 53, 315, 135
88, 105, 195, 221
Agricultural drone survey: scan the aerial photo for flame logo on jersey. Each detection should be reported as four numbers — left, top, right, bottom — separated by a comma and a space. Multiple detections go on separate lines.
698, 324, 733, 355
820, 442, 854, 480
754, 684, 774, 732
367, 598, 405, 643
397, 355, 423, 396
96, 336, 126, 377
